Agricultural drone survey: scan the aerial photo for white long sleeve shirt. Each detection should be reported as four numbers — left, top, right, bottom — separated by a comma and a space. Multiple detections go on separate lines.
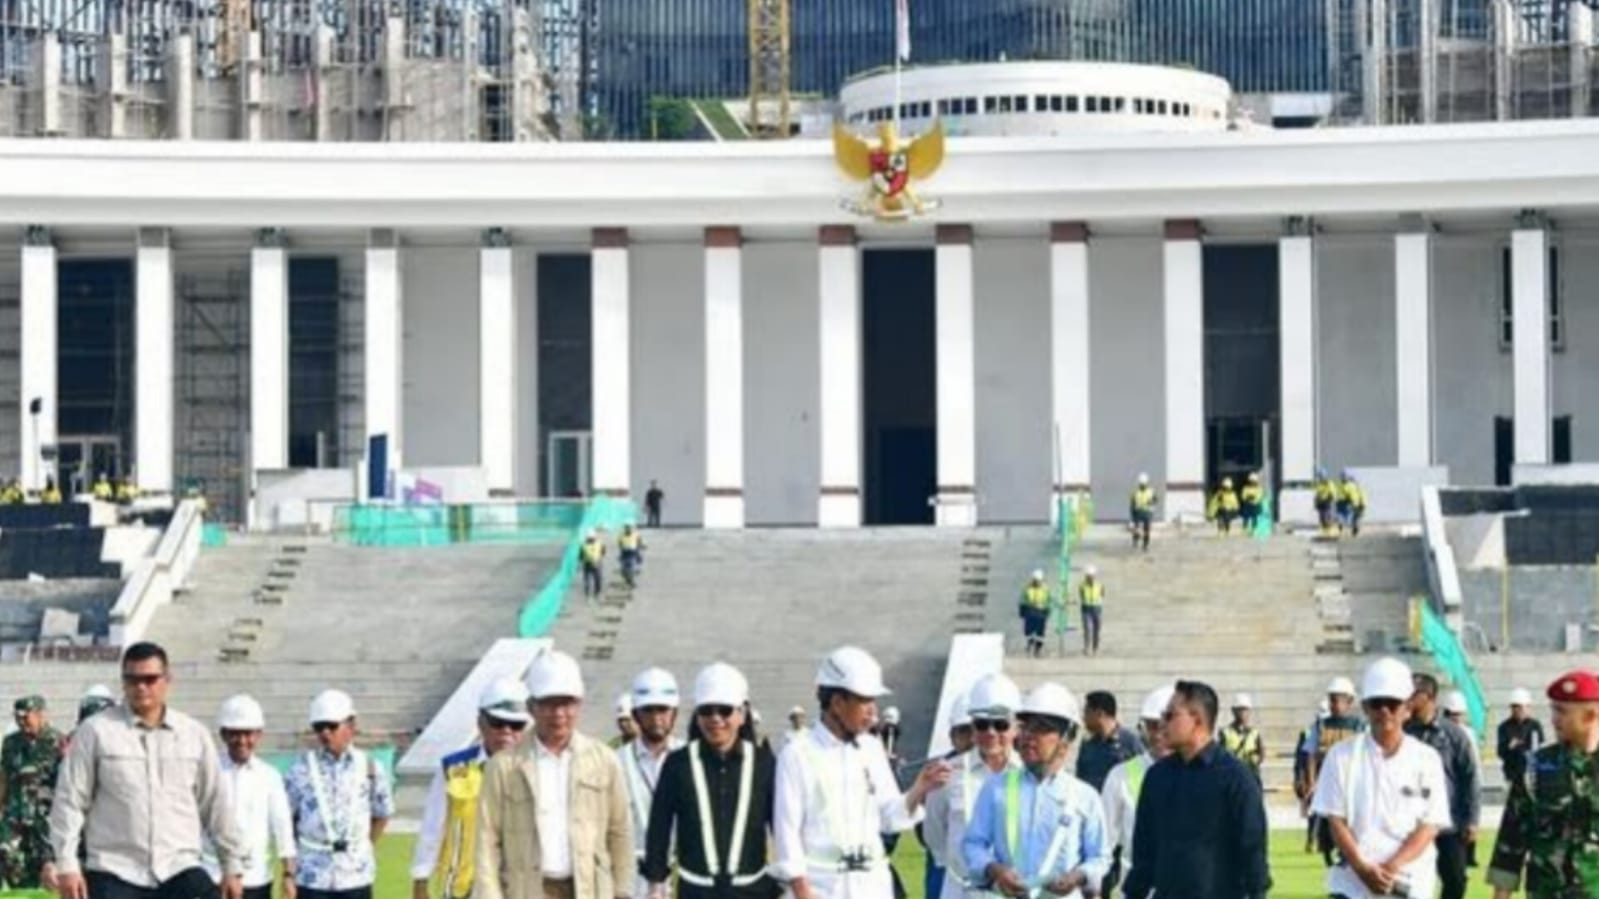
773, 724, 922, 899
204, 754, 296, 888
618, 736, 682, 899
1099, 751, 1154, 884
1311, 733, 1451, 899
922, 750, 1019, 899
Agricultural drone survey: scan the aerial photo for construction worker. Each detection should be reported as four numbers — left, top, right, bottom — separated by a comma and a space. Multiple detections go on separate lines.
643, 663, 775, 899
581, 530, 606, 598
773, 646, 951, 899
612, 692, 639, 749
921, 692, 976, 899
114, 474, 138, 504
211, 695, 296, 899
1101, 684, 1174, 898
59, 686, 115, 756
411, 678, 529, 899
284, 689, 394, 899
1294, 700, 1327, 854
1128, 474, 1156, 552
1313, 467, 1338, 535
1210, 477, 1240, 535
1077, 566, 1104, 657
90, 474, 112, 502
1338, 470, 1366, 537
1301, 676, 1366, 864
960, 683, 1110, 899
1239, 472, 1265, 533
1220, 693, 1265, 785
784, 706, 808, 751
924, 674, 1021, 899
1018, 570, 1051, 659
1497, 687, 1545, 784
40, 478, 61, 505
1487, 668, 1599, 899
476, 650, 633, 899
0, 696, 62, 888
1443, 690, 1470, 729
619, 668, 683, 899
618, 525, 645, 588
0, 479, 18, 505
1311, 657, 1451, 899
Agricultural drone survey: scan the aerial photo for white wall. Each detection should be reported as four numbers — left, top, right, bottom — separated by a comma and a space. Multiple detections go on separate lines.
402, 247, 479, 467
1088, 236, 1166, 516
1433, 233, 1509, 486
743, 241, 819, 525
1316, 236, 1397, 468
0, 244, 22, 475
1554, 233, 1599, 462
513, 247, 541, 497
630, 242, 705, 525
973, 237, 1050, 522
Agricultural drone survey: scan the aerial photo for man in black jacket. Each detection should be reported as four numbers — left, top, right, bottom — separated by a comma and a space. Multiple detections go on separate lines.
1404, 674, 1481, 899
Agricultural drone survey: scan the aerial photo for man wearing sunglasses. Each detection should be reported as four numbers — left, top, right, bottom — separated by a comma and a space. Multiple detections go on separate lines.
285, 689, 394, 899
620, 669, 684, 899
925, 674, 1021, 899
1311, 658, 1450, 899
961, 682, 1110, 899
47, 641, 246, 899
1101, 685, 1175, 898
206, 695, 295, 899
412, 678, 530, 899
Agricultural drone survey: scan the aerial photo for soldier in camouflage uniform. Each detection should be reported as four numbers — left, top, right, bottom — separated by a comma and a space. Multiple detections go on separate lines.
0, 695, 62, 888
1488, 669, 1599, 899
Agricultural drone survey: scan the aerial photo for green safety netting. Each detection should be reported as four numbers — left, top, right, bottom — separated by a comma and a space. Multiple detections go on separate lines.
259, 744, 398, 781
1253, 492, 1275, 540
1415, 598, 1489, 739
333, 502, 585, 547
517, 495, 638, 638
1051, 494, 1092, 636
201, 523, 229, 547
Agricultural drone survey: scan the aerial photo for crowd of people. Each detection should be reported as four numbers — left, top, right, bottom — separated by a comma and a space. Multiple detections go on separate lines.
1123, 468, 1369, 544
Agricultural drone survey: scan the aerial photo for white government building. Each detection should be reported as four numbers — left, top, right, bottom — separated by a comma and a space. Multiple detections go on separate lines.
2, 112, 1597, 528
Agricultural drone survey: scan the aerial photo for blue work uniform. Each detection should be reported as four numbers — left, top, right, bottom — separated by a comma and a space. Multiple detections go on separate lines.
961, 766, 1111, 899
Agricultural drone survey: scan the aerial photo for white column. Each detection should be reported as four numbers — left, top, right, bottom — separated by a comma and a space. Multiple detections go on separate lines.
365, 229, 404, 475
19, 229, 56, 493
1050, 222, 1091, 525
249, 232, 289, 474
1163, 220, 1206, 521
1394, 222, 1434, 467
135, 229, 174, 493
1278, 220, 1317, 523
817, 226, 861, 528
479, 231, 516, 494
703, 227, 745, 529
591, 228, 631, 497
934, 224, 977, 528
1512, 219, 1550, 466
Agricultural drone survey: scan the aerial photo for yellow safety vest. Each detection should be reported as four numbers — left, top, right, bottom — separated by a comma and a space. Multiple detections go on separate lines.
1131, 487, 1155, 512
619, 532, 641, 551
1314, 480, 1336, 503
1023, 584, 1050, 611
1215, 490, 1239, 512
581, 541, 604, 564
92, 480, 112, 500
1221, 726, 1262, 766
1341, 482, 1365, 508
1240, 485, 1263, 504
433, 753, 484, 899
1079, 581, 1104, 607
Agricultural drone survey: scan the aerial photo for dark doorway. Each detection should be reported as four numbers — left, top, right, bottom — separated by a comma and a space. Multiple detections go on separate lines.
288, 258, 342, 468
57, 259, 134, 492
863, 249, 936, 525
1496, 415, 1573, 485
1202, 245, 1281, 492
537, 255, 593, 497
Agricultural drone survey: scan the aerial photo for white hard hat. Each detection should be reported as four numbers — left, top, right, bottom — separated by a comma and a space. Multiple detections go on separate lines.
882, 706, 901, 725
949, 693, 973, 728
478, 677, 531, 724
615, 691, 634, 717
1017, 682, 1081, 725
788, 705, 806, 718
525, 650, 586, 701
1360, 657, 1414, 703
217, 694, 265, 731
1326, 676, 1357, 698
631, 667, 682, 710
1232, 692, 1254, 710
966, 673, 1022, 719
1031, 569, 1045, 581
308, 689, 355, 725
1084, 565, 1098, 577
816, 646, 891, 698
1509, 687, 1534, 707
694, 662, 750, 708
82, 684, 114, 702
1443, 690, 1468, 715
1138, 472, 1149, 485
1141, 685, 1177, 722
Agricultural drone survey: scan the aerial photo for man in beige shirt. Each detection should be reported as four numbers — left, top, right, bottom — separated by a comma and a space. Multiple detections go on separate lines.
46, 641, 246, 899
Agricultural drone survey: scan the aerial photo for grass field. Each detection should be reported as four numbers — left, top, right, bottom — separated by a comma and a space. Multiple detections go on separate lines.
376, 831, 1500, 899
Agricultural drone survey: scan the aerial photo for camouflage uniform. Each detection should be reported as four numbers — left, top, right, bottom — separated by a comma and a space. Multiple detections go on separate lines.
0, 704, 62, 889
1487, 740, 1599, 898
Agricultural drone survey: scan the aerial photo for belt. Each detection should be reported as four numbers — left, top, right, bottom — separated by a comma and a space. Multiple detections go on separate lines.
806, 854, 886, 874
677, 869, 767, 888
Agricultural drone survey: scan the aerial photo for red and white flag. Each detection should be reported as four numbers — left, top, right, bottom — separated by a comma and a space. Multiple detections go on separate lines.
895, 0, 911, 62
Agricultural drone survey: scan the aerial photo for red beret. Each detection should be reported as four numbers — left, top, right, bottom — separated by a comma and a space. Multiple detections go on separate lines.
1547, 670, 1599, 703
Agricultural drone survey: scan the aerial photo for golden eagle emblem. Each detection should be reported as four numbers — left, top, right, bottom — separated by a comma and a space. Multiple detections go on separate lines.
832, 119, 946, 221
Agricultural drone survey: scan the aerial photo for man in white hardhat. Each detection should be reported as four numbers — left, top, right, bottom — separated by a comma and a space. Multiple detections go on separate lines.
1018, 571, 1052, 658
924, 674, 1021, 899
784, 706, 808, 752
476, 650, 632, 899
284, 689, 394, 899
1220, 692, 1264, 784
1129, 473, 1156, 552
918, 692, 977, 899
774, 646, 950, 899
208, 695, 295, 899
1311, 658, 1450, 899
1101, 684, 1174, 897
411, 677, 530, 899
1442, 690, 1469, 727
1301, 675, 1366, 866
581, 530, 606, 598
1496, 686, 1544, 785
961, 683, 1109, 899
1076, 565, 1104, 657
619, 668, 682, 899
612, 692, 639, 749
643, 663, 776, 899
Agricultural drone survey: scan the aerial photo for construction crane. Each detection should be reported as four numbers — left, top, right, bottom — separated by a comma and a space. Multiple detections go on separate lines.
748, 0, 790, 138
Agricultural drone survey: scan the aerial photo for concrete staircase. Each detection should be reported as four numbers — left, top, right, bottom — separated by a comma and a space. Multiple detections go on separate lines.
1340, 535, 1429, 653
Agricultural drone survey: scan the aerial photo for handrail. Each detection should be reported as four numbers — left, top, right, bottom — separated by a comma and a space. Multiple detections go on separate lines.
108, 500, 204, 647
1419, 486, 1465, 635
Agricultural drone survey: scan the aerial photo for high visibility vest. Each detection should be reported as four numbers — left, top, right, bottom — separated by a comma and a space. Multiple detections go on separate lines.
433, 748, 484, 899
1125, 755, 1148, 803
1240, 485, 1263, 504
1131, 487, 1155, 512
1022, 584, 1050, 611
619, 532, 641, 551
680, 740, 762, 888
1001, 769, 1072, 885
1215, 490, 1239, 512
1341, 482, 1365, 508
581, 541, 604, 564
1079, 581, 1104, 608
1222, 726, 1262, 766
1314, 481, 1337, 504
92, 480, 112, 500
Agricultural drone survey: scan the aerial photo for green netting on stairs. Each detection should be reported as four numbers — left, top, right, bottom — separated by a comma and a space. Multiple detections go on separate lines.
517, 496, 637, 638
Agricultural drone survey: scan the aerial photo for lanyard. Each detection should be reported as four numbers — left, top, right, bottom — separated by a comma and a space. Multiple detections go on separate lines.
1003, 770, 1071, 894
623, 743, 658, 841
305, 750, 352, 848
794, 735, 879, 863
687, 740, 755, 879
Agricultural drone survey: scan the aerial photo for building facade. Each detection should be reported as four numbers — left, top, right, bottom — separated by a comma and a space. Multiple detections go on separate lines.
2, 121, 1597, 527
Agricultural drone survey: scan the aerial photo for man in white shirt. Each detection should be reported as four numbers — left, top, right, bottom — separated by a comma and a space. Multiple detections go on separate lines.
617, 668, 683, 899
774, 646, 951, 899
208, 695, 296, 899
923, 674, 1020, 899
1312, 658, 1451, 899
1101, 684, 1174, 896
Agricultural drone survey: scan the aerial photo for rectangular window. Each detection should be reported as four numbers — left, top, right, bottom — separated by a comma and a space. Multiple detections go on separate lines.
964, 97, 977, 115
1050, 95, 1063, 112
1066, 95, 1079, 112
1499, 244, 1566, 352
920, 101, 932, 117
1158, 100, 1169, 114
1086, 96, 1098, 113
1114, 97, 1126, 112
1036, 94, 1049, 112
1014, 95, 1027, 111
984, 96, 998, 113
1133, 99, 1144, 113
937, 99, 949, 116
998, 96, 1013, 113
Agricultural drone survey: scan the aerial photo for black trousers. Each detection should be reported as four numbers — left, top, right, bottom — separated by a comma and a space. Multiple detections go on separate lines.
241, 886, 272, 899
88, 868, 217, 899
1436, 830, 1469, 899
299, 888, 373, 899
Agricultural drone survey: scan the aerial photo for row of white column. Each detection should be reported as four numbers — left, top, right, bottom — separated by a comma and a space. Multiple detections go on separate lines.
13, 220, 1561, 524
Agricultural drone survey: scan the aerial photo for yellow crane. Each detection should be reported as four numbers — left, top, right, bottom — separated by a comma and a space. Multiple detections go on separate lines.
747, 0, 790, 138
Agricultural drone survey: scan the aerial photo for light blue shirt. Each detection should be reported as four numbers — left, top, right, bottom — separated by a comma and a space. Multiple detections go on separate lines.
961, 765, 1111, 897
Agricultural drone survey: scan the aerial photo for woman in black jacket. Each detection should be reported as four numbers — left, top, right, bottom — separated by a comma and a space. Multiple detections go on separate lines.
643, 663, 780, 899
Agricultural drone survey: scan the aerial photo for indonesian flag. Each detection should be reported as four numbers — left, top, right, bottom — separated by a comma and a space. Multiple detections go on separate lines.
896, 0, 911, 62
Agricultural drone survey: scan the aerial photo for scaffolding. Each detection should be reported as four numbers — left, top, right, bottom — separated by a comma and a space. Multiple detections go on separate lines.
176, 268, 248, 524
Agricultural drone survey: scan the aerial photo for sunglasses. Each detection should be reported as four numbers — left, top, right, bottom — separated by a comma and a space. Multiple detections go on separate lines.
1365, 698, 1404, 713
311, 721, 345, 733
1017, 718, 1062, 736
696, 705, 737, 720
486, 718, 528, 732
972, 719, 1011, 733
121, 673, 163, 687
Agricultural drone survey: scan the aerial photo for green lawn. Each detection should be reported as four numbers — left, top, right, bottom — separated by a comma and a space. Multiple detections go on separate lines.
377, 831, 1499, 898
